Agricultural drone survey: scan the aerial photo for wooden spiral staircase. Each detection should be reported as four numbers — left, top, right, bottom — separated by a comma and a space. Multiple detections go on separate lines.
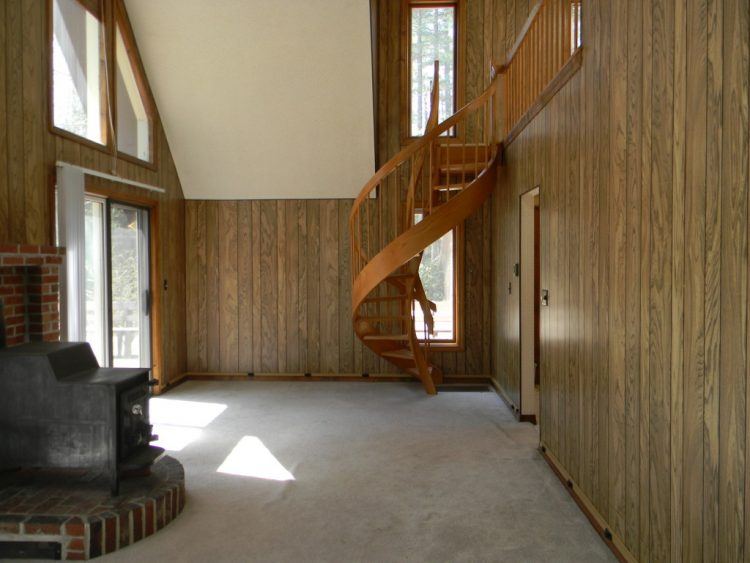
349, 62, 503, 394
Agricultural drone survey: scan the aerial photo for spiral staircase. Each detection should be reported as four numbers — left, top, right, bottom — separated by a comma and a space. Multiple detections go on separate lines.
349, 63, 503, 394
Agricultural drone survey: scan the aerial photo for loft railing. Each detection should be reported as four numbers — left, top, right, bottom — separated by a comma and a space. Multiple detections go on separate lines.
502, 0, 583, 137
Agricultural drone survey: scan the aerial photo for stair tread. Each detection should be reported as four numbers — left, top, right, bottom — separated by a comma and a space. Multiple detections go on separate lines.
363, 334, 410, 341
359, 315, 411, 320
440, 162, 488, 173
438, 142, 490, 148
432, 183, 466, 191
382, 348, 415, 360
362, 294, 408, 303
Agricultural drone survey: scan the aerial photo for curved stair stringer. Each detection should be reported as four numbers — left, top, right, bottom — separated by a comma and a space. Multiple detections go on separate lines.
351, 154, 499, 394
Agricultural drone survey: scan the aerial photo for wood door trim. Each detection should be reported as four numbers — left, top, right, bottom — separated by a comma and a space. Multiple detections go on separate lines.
86, 183, 164, 392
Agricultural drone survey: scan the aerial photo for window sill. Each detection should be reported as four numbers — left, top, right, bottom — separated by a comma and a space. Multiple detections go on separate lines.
50, 126, 111, 155
418, 341, 464, 352
117, 150, 157, 171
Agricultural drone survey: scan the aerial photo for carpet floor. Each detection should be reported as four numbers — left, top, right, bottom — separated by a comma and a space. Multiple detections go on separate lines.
98, 381, 613, 562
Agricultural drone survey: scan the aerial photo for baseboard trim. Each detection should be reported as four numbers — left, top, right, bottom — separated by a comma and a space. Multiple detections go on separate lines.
539, 442, 636, 563
519, 413, 537, 425
171, 372, 492, 385
488, 378, 521, 419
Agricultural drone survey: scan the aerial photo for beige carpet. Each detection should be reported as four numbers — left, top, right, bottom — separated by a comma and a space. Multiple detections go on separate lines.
100, 381, 614, 562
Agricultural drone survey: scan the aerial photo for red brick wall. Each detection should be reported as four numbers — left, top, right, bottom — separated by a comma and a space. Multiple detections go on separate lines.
0, 244, 64, 346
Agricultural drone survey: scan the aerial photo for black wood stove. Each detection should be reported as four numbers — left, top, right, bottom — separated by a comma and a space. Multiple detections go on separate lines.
0, 341, 163, 495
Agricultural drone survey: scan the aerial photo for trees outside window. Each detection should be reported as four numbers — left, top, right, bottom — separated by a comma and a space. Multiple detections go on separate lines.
409, 5, 456, 137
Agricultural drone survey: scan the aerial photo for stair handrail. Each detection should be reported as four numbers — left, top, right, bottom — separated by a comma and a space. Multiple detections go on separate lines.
349, 72, 501, 219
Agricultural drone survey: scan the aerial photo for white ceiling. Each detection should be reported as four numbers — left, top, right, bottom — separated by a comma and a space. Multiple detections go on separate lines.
124, 0, 375, 199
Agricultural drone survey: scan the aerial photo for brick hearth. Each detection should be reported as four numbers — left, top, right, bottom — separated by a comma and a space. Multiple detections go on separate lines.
0, 244, 64, 346
0, 456, 185, 560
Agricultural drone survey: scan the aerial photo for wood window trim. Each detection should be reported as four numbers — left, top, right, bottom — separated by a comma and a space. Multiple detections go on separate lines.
400, 0, 466, 147
415, 213, 464, 351
113, 0, 157, 169
47, 0, 112, 152
84, 180, 164, 391
46, 0, 158, 169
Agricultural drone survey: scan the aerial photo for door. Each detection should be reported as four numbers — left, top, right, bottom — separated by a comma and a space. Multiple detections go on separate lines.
108, 202, 151, 368
83, 196, 151, 369
520, 187, 540, 423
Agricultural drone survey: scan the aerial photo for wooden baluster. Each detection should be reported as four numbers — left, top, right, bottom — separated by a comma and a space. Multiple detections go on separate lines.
550, 2, 555, 82
560, 0, 565, 67
474, 110, 480, 177
482, 89, 495, 145
535, 14, 539, 98
505, 67, 511, 135
516, 45, 520, 121
511, 53, 520, 127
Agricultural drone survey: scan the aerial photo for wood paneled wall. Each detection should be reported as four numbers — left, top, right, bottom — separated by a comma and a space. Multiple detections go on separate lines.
184, 0, 498, 377
0, 0, 186, 384
184, 199, 492, 376
491, 0, 750, 559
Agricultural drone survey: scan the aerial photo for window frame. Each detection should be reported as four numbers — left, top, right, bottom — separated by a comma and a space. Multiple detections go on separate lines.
113, 0, 156, 168
401, 0, 465, 146
47, 0, 110, 151
46, 0, 157, 168
414, 210, 464, 351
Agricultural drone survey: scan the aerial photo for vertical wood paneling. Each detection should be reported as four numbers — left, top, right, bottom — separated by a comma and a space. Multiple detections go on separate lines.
206, 202, 220, 372
238, 202, 253, 371
306, 200, 321, 373
6, 0, 24, 244
624, 0, 643, 552
260, 200, 278, 372
0, 0, 8, 244
276, 202, 287, 372
338, 200, 354, 373
649, 0, 674, 558
218, 201, 238, 372
718, 1, 748, 560
608, 0, 627, 539
320, 200, 339, 373
491, 0, 750, 560
703, 0, 722, 558
683, 1, 708, 558
21, 0, 45, 245
251, 201, 262, 371
297, 200, 308, 371
285, 201, 299, 373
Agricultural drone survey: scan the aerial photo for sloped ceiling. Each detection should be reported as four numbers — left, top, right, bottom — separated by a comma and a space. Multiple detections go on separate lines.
124, 0, 375, 199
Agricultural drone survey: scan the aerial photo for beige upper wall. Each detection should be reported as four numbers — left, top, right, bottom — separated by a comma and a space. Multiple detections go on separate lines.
124, 0, 375, 199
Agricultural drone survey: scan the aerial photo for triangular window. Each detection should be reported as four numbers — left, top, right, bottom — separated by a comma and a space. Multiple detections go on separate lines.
115, 14, 153, 163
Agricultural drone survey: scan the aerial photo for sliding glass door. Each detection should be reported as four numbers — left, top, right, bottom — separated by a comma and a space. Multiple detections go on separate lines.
84, 196, 151, 369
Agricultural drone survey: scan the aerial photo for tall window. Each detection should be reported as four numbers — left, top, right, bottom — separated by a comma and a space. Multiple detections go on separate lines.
414, 211, 460, 345
409, 2, 457, 137
115, 17, 152, 162
571, 2, 582, 53
51, 0, 106, 145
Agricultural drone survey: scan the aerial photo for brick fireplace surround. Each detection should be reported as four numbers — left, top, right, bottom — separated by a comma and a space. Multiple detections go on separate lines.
0, 244, 64, 346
